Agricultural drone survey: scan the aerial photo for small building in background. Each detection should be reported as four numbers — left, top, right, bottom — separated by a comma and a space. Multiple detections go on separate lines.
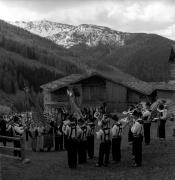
150, 45, 175, 101
150, 45, 175, 116
40, 71, 153, 113
150, 82, 175, 100
169, 45, 175, 81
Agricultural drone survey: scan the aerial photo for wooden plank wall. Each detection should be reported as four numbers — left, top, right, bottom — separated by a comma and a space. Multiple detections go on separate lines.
157, 90, 175, 100
51, 87, 69, 102
106, 81, 127, 112
127, 90, 141, 104
81, 76, 106, 103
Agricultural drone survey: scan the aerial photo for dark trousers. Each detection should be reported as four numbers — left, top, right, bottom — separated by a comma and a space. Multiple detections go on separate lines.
14, 140, 21, 157
0, 132, 6, 146
144, 123, 151, 144
133, 136, 143, 166
98, 140, 111, 166
87, 135, 94, 159
158, 120, 166, 139
128, 127, 133, 142
55, 135, 63, 151
78, 140, 87, 164
64, 135, 68, 150
112, 137, 121, 162
26, 130, 29, 141
67, 138, 78, 168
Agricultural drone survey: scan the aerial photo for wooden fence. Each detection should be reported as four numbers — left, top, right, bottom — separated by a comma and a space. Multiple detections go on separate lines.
0, 135, 25, 160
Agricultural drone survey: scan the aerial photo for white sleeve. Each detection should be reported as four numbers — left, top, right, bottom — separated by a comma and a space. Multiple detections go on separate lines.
162, 110, 167, 119
96, 130, 103, 140
111, 125, 118, 136
131, 123, 139, 134
65, 126, 70, 136
143, 111, 151, 117
14, 126, 24, 134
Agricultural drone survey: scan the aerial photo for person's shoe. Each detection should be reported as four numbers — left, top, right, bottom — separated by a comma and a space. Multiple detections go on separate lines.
103, 163, 108, 167
88, 157, 93, 160
131, 156, 135, 160
111, 160, 117, 164
111, 160, 120, 164
145, 143, 150, 145
95, 163, 101, 167
132, 163, 141, 167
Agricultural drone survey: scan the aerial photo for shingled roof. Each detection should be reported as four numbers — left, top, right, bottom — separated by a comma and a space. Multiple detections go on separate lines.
41, 71, 154, 95
150, 81, 175, 91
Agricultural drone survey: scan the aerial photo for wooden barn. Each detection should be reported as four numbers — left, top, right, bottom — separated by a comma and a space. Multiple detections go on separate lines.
40, 71, 153, 113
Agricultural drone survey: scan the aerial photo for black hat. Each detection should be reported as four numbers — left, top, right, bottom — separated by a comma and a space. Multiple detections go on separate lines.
132, 110, 138, 117
146, 102, 151, 107
113, 115, 119, 121
13, 116, 19, 122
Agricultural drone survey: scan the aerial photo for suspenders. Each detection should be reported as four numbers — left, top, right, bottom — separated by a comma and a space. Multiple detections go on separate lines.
82, 126, 87, 139
103, 128, 110, 142
118, 126, 122, 137
70, 125, 77, 139
90, 126, 95, 135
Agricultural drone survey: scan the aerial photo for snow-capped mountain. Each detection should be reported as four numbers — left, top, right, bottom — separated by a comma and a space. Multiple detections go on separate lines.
10, 20, 128, 48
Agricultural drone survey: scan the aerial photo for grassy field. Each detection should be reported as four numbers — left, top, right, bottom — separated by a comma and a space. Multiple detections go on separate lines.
1, 121, 175, 180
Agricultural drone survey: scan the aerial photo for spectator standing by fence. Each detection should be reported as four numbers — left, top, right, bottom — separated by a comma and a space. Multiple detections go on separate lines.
0, 114, 7, 146
13, 116, 24, 158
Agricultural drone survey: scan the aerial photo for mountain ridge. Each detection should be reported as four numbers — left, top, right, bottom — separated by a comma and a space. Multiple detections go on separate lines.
10, 20, 128, 48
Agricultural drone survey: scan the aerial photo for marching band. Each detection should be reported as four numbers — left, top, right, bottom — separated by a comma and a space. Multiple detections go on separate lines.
0, 99, 170, 169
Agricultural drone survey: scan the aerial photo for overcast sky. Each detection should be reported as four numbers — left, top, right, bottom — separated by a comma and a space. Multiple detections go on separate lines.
0, 0, 175, 40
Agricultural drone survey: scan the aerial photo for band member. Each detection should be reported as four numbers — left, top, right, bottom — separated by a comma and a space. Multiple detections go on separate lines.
111, 115, 122, 163
131, 111, 144, 167
29, 123, 38, 152
142, 102, 151, 145
87, 119, 95, 159
62, 115, 70, 150
157, 104, 167, 141
127, 105, 135, 144
78, 119, 88, 164
13, 116, 24, 157
56, 122, 64, 151
96, 118, 111, 167
37, 123, 45, 152
64, 118, 81, 168
0, 115, 7, 146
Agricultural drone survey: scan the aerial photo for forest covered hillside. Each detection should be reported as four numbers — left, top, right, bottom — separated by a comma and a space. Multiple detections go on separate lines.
0, 20, 174, 111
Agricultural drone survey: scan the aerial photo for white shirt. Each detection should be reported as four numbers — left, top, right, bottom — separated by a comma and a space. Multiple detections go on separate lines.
65, 125, 82, 139
96, 128, 111, 142
14, 124, 24, 135
111, 124, 121, 137
131, 121, 143, 136
142, 110, 151, 123
160, 109, 168, 120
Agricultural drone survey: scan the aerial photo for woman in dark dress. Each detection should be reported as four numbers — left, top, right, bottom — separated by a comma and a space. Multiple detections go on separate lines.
157, 104, 167, 141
